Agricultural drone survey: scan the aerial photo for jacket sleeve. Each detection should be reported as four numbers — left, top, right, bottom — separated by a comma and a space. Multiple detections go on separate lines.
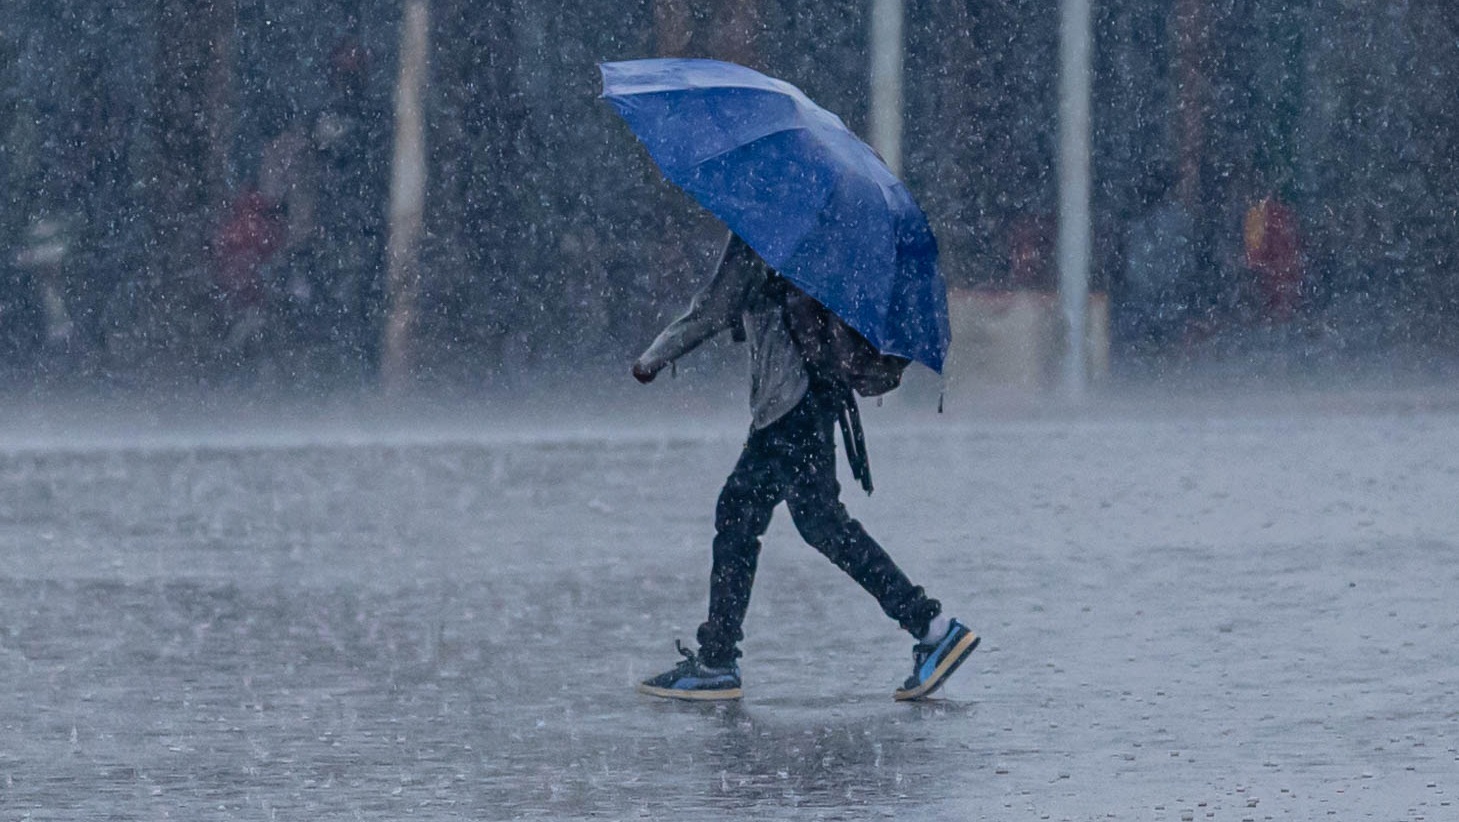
635, 234, 757, 374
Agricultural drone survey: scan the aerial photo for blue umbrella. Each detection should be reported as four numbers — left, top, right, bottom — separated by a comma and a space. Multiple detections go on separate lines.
600, 58, 950, 374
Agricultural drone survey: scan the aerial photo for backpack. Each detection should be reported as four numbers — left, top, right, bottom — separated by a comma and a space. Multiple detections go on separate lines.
771, 277, 910, 398
765, 275, 908, 496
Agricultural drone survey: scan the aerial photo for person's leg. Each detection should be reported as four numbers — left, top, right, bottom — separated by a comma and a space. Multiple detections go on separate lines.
639, 419, 791, 700
695, 425, 788, 667
783, 393, 941, 639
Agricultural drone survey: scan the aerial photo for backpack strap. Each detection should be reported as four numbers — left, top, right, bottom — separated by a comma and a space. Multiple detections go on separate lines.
833, 385, 874, 495
770, 275, 835, 385
768, 273, 874, 495
729, 314, 746, 343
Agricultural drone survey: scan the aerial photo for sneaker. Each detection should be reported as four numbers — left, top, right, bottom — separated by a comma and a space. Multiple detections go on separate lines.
893, 618, 979, 701
637, 640, 743, 701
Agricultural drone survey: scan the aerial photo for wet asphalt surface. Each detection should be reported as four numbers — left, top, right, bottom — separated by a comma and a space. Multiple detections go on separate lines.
2, 390, 1458, 820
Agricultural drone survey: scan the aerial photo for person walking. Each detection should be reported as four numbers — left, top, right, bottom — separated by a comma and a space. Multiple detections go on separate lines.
631, 232, 978, 702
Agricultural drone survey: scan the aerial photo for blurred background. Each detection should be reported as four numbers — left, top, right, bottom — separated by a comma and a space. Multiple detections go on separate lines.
8, 8, 1459, 818
2, 0, 1456, 399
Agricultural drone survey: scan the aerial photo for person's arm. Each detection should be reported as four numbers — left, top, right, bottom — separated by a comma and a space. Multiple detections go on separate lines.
633, 234, 757, 382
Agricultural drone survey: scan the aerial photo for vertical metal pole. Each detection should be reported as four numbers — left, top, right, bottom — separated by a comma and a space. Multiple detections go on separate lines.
1058, 0, 1092, 399
382, 0, 430, 392
869, 0, 904, 177
206, 0, 238, 207
1175, 0, 1204, 207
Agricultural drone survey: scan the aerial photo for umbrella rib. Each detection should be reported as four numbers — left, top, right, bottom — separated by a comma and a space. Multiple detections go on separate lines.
669, 123, 840, 272
666, 123, 816, 172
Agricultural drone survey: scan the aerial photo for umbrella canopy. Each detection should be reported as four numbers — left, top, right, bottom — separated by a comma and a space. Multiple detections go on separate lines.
600, 58, 950, 374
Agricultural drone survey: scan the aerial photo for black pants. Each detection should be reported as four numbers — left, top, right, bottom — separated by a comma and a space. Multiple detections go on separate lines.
696, 385, 940, 667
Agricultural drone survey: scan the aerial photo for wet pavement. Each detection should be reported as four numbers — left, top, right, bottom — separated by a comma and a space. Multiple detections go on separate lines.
2, 390, 1458, 819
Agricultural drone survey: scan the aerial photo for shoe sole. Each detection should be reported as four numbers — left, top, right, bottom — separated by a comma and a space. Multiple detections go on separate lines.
636, 682, 744, 701
892, 630, 980, 702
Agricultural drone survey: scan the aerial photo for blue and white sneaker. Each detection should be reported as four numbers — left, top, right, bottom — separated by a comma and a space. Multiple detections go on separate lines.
637, 641, 743, 701
893, 618, 979, 701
